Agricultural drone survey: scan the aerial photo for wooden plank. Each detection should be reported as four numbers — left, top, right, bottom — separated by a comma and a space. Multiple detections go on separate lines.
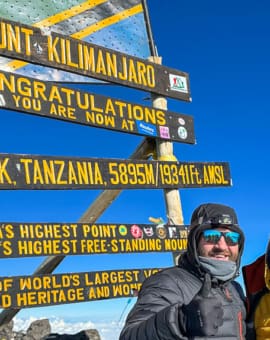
0, 70, 195, 144
0, 268, 161, 309
0, 153, 231, 189
0, 17, 191, 101
0, 222, 188, 258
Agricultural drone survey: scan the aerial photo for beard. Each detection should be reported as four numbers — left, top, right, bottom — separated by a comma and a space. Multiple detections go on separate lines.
197, 244, 239, 262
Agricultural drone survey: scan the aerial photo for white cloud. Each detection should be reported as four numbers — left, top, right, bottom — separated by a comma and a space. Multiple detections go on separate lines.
13, 316, 124, 340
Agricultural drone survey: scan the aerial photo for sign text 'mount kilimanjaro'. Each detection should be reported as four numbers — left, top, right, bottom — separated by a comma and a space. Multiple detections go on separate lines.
0, 153, 231, 190
0, 17, 191, 101
0, 70, 195, 144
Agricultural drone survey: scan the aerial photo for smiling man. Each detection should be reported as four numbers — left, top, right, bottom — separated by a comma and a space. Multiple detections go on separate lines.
120, 203, 247, 340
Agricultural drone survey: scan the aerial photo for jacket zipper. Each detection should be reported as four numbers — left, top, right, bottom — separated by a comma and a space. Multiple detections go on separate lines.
223, 287, 244, 340
238, 311, 243, 340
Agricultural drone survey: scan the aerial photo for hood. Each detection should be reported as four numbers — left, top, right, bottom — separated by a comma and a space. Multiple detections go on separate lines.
180, 203, 245, 279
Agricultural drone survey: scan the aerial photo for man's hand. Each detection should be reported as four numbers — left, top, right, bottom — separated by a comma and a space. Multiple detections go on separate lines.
181, 274, 224, 336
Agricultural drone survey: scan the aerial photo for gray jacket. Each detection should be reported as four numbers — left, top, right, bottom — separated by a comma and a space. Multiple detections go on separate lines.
119, 263, 246, 339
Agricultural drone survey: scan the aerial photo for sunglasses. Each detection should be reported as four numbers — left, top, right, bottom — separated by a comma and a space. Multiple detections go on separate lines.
202, 229, 240, 246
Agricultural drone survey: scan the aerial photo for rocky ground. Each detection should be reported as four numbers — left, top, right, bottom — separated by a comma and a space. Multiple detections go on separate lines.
0, 319, 101, 339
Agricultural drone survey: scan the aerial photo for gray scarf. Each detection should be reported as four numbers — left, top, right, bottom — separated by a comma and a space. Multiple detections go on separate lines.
198, 256, 237, 281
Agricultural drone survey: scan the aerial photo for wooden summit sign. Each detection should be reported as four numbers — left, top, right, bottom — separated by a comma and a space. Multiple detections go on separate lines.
0, 70, 195, 144
0, 17, 191, 101
0, 153, 231, 190
0, 268, 161, 308
0, 222, 187, 258
0, 222, 188, 258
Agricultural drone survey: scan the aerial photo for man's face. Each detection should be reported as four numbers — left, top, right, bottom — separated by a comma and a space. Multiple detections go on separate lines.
197, 227, 239, 262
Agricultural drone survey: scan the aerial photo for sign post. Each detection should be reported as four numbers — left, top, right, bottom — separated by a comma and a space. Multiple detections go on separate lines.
150, 56, 186, 264
0, 5, 233, 326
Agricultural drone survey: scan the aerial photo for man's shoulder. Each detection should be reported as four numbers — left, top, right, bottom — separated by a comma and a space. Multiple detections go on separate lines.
143, 266, 201, 290
140, 266, 202, 303
150, 265, 192, 279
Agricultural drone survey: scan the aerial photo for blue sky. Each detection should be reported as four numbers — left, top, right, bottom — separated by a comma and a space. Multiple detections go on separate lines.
1, 1, 270, 339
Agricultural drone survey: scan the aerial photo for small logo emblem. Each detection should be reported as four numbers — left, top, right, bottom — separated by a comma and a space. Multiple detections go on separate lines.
131, 224, 143, 239
118, 225, 128, 236
169, 74, 188, 93
156, 225, 167, 239
178, 126, 188, 139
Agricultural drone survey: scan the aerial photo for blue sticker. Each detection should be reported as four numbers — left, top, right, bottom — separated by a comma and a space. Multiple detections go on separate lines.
136, 121, 157, 136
